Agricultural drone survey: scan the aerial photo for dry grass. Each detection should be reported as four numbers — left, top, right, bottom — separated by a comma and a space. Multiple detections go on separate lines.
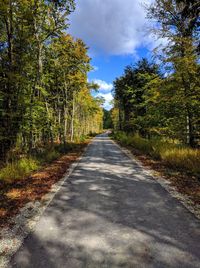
113, 132, 200, 175
161, 148, 200, 174
112, 131, 200, 208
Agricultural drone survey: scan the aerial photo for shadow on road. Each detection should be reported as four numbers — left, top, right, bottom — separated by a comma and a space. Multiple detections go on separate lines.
10, 134, 200, 268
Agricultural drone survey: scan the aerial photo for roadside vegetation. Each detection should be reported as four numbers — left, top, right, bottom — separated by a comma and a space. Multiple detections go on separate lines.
0, 1, 104, 227
109, 1, 200, 207
0, 139, 91, 183
111, 1, 200, 172
0, 1, 103, 183
112, 132, 200, 176
111, 1, 199, 148
0, 140, 89, 228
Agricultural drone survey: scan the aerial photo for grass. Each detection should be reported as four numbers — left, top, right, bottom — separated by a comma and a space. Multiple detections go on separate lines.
161, 148, 200, 174
0, 138, 91, 183
0, 146, 87, 228
112, 131, 200, 176
0, 134, 99, 228
0, 158, 39, 183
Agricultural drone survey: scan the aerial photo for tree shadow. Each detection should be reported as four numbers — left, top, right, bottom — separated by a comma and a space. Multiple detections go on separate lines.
10, 135, 200, 268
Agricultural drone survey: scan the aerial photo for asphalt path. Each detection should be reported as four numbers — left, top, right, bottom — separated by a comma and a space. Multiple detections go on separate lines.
10, 133, 200, 268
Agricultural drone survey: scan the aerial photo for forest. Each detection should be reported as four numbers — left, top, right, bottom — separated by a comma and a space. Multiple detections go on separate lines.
0, 1, 200, 182
0, 0, 103, 164
111, 0, 200, 175
0, 1, 200, 264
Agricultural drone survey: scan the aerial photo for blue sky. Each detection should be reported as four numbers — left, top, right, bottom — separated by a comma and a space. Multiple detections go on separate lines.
69, 0, 156, 110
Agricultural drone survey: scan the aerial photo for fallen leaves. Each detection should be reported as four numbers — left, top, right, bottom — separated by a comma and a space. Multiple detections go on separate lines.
0, 144, 87, 229
6, 189, 22, 200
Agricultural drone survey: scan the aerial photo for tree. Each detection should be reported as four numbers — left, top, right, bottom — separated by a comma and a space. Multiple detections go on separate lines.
0, 0, 103, 161
103, 109, 113, 129
147, 0, 200, 146
113, 59, 160, 135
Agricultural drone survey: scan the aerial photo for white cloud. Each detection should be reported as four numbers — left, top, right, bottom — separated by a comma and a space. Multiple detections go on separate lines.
93, 79, 113, 92
97, 92, 113, 110
91, 79, 113, 109
69, 0, 153, 55
90, 65, 99, 72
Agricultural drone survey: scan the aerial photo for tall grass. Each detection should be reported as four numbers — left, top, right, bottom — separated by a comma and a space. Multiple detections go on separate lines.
0, 158, 39, 182
113, 131, 200, 175
161, 148, 200, 174
0, 139, 89, 183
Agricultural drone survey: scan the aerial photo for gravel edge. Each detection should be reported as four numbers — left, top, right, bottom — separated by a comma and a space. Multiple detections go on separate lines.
111, 139, 200, 221
0, 144, 89, 268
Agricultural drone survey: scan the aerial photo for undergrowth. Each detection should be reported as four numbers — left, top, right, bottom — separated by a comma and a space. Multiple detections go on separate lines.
0, 158, 39, 183
0, 136, 90, 183
112, 131, 200, 175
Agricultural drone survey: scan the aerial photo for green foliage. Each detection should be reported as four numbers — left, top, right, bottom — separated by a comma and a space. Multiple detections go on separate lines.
44, 150, 60, 163
113, 59, 160, 133
0, 0, 103, 161
113, 132, 157, 156
112, 1, 200, 148
0, 0, 76, 157
0, 158, 39, 182
0, 138, 92, 183
103, 109, 113, 129
146, 0, 200, 147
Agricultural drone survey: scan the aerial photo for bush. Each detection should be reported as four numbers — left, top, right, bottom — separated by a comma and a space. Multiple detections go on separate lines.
113, 131, 200, 175
0, 158, 39, 182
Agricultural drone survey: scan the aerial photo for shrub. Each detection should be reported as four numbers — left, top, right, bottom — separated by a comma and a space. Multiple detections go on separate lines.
0, 158, 39, 182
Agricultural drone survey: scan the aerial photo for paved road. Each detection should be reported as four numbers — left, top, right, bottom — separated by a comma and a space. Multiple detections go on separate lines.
10, 134, 200, 268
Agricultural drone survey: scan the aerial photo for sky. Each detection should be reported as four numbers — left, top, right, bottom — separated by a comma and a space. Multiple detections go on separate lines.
69, 0, 156, 110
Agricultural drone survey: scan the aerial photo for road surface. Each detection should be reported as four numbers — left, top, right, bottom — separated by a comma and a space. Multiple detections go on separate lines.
10, 134, 200, 268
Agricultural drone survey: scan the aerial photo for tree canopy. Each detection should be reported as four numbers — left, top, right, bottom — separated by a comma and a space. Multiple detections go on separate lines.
112, 0, 200, 147
0, 0, 103, 160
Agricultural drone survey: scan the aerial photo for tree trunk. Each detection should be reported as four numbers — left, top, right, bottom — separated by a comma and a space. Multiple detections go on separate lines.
45, 100, 54, 144
70, 92, 75, 142
29, 89, 34, 151
186, 110, 195, 147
